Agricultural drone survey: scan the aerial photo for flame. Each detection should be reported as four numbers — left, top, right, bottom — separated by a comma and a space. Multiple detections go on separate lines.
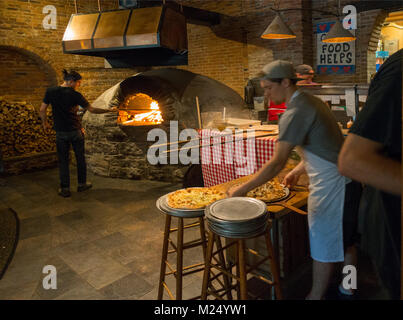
121, 100, 163, 125
150, 101, 159, 110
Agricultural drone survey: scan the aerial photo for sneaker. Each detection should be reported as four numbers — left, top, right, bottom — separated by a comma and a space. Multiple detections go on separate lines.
58, 188, 71, 198
77, 182, 92, 192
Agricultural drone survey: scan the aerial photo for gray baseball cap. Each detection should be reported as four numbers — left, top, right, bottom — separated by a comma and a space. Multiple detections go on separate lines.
295, 64, 314, 75
260, 60, 303, 81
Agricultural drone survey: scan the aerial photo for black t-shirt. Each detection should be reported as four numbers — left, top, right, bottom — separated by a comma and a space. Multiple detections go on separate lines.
43, 86, 90, 132
349, 49, 402, 298
350, 49, 402, 161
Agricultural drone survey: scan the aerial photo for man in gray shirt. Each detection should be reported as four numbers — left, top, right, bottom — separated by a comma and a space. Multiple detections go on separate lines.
228, 60, 356, 300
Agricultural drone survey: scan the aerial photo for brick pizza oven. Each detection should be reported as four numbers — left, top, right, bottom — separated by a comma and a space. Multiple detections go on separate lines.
83, 68, 250, 182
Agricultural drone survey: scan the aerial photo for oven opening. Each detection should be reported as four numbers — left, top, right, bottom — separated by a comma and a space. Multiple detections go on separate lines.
117, 93, 163, 126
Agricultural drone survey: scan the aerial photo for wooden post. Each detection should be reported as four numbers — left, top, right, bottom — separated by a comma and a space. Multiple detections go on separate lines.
195, 96, 202, 129
238, 240, 248, 300
176, 217, 184, 300
265, 230, 283, 300
98, 0, 101, 11
74, 0, 78, 14
201, 231, 215, 300
157, 215, 172, 299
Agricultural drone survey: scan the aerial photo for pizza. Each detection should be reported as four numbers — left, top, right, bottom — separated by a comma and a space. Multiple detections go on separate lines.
246, 178, 287, 202
167, 187, 226, 209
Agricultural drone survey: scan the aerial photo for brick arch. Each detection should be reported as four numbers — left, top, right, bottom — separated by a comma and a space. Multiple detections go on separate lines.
0, 41, 59, 108
0, 41, 59, 86
365, 10, 389, 82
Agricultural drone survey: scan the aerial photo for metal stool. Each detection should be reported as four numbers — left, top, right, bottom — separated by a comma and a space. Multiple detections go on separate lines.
156, 193, 231, 300
201, 197, 283, 300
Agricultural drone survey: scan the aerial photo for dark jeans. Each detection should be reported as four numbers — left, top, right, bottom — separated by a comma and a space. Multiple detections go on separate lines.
56, 130, 86, 189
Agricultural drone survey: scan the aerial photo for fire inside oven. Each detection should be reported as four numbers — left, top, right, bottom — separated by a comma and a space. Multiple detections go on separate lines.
118, 93, 163, 126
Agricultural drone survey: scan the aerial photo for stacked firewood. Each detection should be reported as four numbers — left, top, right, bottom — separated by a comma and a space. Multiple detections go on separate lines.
0, 98, 56, 158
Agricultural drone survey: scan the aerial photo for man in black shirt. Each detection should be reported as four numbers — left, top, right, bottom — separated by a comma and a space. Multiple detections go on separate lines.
40, 69, 116, 197
338, 49, 402, 299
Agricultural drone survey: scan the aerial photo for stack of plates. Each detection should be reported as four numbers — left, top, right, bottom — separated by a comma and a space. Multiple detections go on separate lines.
156, 193, 205, 218
205, 197, 269, 239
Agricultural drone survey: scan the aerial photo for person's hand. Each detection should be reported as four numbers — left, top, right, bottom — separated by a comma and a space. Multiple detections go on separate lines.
282, 171, 300, 189
226, 184, 247, 198
109, 107, 118, 113
42, 121, 51, 131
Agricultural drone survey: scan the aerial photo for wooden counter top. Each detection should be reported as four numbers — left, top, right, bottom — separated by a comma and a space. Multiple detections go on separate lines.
214, 162, 309, 219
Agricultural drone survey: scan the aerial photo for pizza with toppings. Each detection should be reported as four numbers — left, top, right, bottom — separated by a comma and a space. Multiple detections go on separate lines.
167, 187, 226, 209
246, 178, 288, 202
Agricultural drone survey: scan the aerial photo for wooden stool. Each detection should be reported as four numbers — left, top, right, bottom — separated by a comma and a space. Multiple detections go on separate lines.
201, 226, 283, 300
157, 213, 232, 300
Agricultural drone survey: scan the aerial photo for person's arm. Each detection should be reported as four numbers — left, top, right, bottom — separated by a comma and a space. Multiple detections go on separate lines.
86, 105, 117, 114
39, 102, 51, 130
282, 160, 306, 188
227, 141, 295, 197
338, 133, 401, 196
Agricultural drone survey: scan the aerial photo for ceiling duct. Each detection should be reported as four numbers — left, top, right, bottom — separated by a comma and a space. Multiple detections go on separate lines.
62, 5, 188, 67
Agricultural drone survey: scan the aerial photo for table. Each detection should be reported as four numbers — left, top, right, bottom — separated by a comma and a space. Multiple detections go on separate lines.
199, 129, 278, 187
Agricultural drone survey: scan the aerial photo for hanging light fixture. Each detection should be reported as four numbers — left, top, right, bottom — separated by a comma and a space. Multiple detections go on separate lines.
261, 13, 296, 39
322, 0, 356, 43
322, 20, 356, 43
261, 0, 356, 43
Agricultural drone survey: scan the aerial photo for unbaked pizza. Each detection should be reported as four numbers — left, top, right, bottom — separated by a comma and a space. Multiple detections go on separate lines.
246, 178, 288, 202
167, 187, 226, 209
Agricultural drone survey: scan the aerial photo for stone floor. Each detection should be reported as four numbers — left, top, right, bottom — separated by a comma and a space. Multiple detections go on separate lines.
0, 167, 208, 300
0, 167, 389, 300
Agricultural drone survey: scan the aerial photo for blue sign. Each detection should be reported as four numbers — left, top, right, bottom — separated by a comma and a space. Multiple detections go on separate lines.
376, 51, 389, 58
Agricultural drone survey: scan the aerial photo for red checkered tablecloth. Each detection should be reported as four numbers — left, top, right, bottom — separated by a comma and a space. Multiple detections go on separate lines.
200, 129, 278, 187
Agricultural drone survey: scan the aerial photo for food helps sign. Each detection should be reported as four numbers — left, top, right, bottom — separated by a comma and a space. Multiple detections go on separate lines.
316, 21, 355, 75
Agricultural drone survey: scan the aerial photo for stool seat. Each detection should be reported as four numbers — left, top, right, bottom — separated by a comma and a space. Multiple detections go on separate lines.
157, 194, 205, 218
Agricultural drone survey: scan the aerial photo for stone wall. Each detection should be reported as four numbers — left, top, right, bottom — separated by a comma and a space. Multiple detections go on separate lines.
84, 114, 188, 183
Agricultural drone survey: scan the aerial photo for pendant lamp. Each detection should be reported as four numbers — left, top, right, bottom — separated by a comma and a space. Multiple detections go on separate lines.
261, 13, 296, 39
322, 20, 356, 43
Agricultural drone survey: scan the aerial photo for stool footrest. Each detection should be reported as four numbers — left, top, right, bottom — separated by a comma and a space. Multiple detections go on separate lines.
246, 256, 270, 274
170, 221, 201, 233
209, 263, 240, 281
165, 262, 205, 276
252, 274, 274, 286
168, 238, 207, 253
161, 281, 175, 300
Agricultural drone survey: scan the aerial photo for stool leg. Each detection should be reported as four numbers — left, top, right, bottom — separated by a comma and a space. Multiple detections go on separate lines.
158, 215, 171, 300
264, 230, 283, 300
238, 239, 248, 300
234, 241, 241, 299
198, 217, 207, 259
201, 231, 215, 300
215, 236, 233, 300
176, 217, 184, 300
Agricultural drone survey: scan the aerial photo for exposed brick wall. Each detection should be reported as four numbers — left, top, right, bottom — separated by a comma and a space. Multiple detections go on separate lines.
0, 46, 56, 108
0, 0, 312, 103
1, 0, 401, 103
0, 0, 138, 108
178, 0, 311, 96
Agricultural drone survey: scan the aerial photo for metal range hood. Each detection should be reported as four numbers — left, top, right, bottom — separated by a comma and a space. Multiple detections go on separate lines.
62, 5, 188, 67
